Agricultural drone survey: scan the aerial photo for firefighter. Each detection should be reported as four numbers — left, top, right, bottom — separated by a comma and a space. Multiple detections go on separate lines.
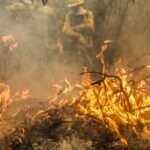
62, 0, 95, 67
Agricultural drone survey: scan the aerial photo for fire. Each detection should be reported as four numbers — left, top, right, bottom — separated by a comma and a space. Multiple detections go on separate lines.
0, 83, 11, 116
14, 88, 31, 100
0, 83, 32, 118
73, 40, 150, 131
0, 37, 149, 149
77, 64, 150, 129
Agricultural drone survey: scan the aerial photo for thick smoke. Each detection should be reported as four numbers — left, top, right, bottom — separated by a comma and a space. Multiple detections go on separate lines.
87, 0, 150, 66
0, 0, 84, 97
0, 0, 149, 97
0, 2, 46, 96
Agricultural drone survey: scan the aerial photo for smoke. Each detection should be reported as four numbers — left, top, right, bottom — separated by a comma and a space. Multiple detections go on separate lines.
120, 0, 150, 63
0, 0, 150, 97
87, 0, 150, 67
0, 1, 83, 97
0, 4, 45, 96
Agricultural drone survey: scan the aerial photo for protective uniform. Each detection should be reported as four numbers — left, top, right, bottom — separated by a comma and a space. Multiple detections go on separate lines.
62, 0, 95, 66
63, 0, 94, 47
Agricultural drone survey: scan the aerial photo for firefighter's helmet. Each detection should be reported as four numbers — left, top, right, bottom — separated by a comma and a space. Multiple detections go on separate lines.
68, 0, 85, 8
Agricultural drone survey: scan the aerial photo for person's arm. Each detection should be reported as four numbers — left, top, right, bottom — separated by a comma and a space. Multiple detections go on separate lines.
73, 11, 95, 34
63, 13, 81, 39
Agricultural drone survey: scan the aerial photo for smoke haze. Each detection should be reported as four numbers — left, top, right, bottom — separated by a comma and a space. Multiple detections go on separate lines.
0, 0, 149, 97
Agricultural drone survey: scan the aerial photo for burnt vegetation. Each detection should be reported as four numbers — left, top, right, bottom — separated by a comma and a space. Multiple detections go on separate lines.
0, 0, 150, 150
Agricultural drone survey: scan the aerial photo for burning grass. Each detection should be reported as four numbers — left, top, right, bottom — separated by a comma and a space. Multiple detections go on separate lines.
0, 42, 150, 149
79, 65, 150, 129
1, 61, 149, 150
